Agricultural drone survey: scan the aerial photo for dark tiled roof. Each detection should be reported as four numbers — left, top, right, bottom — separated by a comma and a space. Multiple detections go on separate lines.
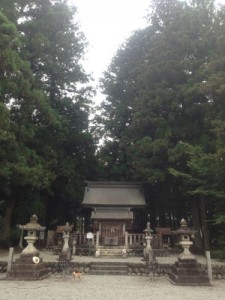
82, 181, 146, 207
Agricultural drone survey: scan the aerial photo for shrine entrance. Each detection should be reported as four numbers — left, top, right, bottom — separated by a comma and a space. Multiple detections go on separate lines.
100, 222, 124, 246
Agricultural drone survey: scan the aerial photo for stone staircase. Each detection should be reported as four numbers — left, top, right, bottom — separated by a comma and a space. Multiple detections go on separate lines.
89, 262, 128, 275
98, 247, 125, 258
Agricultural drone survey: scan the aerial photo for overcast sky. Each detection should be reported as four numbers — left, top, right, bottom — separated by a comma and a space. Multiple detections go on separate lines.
69, 0, 225, 103
68, 0, 150, 103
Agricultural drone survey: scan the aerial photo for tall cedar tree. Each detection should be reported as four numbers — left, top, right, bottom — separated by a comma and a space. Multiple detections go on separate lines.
16, 0, 97, 224
98, 0, 225, 232
0, 0, 97, 240
0, 11, 56, 242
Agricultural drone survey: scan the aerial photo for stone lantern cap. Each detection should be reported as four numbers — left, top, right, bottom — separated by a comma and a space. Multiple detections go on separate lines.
174, 218, 196, 235
19, 214, 45, 231
143, 225, 153, 234
143, 220, 153, 235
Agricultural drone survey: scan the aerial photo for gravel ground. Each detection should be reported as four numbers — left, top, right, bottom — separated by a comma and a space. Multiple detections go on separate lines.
0, 251, 225, 300
0, 274, 224, 300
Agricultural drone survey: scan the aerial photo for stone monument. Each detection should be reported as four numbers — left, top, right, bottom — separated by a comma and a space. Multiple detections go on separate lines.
7, 214, 49, 280
143, 214, 154, 261
58, 222, 73, 276
168, 218, 210, 286
58, 222, 73, 260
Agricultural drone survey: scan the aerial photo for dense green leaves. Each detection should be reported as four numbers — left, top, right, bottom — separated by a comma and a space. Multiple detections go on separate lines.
0, 1, 96, 244
98, 0, 225, 251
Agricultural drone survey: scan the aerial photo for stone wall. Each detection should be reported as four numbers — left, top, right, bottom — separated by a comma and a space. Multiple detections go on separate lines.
1, 260, 225, 279
127, 262, 170, 277
45, 261, 91, 274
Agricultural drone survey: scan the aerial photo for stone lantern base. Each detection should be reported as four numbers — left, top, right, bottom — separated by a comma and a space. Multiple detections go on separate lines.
6, 254, 49, 281
168, 257, 210, 286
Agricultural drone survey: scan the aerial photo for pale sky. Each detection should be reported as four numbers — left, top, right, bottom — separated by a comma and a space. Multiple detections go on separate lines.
69, 0, 150, 103
69, 0, 225, 103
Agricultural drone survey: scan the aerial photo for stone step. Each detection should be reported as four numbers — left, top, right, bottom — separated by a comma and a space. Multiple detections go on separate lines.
171, 265, 203, 276
168, 272, 210, 286
98, 249, 124, 257
90, 261, 127, 266
90, 263, 128, 276
7, 268, 49, 280
91, 264, 127, 271
100, 254, 122, 257
98, 246, 126, 249
89, 270, 128, 275
10, 263, 46, 271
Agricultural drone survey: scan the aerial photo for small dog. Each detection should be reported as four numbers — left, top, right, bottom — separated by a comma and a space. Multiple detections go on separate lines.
72, 271, 83, 280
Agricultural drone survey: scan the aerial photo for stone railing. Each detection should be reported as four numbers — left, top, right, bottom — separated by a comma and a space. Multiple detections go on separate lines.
126, 233, 145, 249
72, 233, 97, 246
74, 232, 145, 249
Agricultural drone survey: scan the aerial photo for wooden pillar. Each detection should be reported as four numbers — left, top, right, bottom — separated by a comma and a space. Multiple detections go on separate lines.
125, 231, 128, 249
99, 223, 101, 235
138, 234, 141, 245
96, 231, 100, 249
123, 223, 126, 235
130, 234, 133, 245
19, 230, 24, 249
7, 247, 14, 272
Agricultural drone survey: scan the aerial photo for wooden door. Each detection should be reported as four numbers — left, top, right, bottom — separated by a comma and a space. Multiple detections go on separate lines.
101, 222, 124, 246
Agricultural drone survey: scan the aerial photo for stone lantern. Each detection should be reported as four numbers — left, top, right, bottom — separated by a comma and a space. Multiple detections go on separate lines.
62, 222, 72, 253
58, 222, 73, 261
143, 215, 154, 261
168, 218, 210, 286
7, 215, 49, 280
19, 214, 46, 256
58, 222, 73, 276
175, 218, 196, 260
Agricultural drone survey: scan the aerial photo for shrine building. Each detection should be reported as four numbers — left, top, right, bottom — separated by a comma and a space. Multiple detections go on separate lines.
82, 181, 146, 248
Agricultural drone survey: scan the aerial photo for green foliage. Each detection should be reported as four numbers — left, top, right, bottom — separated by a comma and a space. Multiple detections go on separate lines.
0, 1, 97, 243
98, 0, 217, 181
98, 0, 225, 250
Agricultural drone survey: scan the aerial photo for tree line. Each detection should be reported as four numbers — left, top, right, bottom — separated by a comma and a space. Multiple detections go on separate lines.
98, 0, 225, 257
0, 0, 225, 257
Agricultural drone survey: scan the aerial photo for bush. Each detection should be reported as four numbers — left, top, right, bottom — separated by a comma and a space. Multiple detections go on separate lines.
211, 249, 225, 261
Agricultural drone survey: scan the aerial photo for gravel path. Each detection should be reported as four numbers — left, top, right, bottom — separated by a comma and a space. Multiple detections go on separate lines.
0, 274, 224, 300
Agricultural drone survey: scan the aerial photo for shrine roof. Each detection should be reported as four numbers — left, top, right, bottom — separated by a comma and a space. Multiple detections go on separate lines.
82, 181, 146, 207
91, 208, 133, 220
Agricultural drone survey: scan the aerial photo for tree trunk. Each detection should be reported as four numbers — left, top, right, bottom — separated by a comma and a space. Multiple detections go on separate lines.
2, 198, 16, 243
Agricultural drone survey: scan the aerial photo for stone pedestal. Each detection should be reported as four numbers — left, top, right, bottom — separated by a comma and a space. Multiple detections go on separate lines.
143, 236, 152, 260
22, 234, 39, 256
168, 257, 210, 286
62, 231, 70, 253
6, 254, 49, 280
143, 217, 153, 261
168, 218, 210, 286
6, 215, 48, 280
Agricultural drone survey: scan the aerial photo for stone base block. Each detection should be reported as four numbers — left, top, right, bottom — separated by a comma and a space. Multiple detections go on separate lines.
168, 258, 210, 286
6, 254, 49, 281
